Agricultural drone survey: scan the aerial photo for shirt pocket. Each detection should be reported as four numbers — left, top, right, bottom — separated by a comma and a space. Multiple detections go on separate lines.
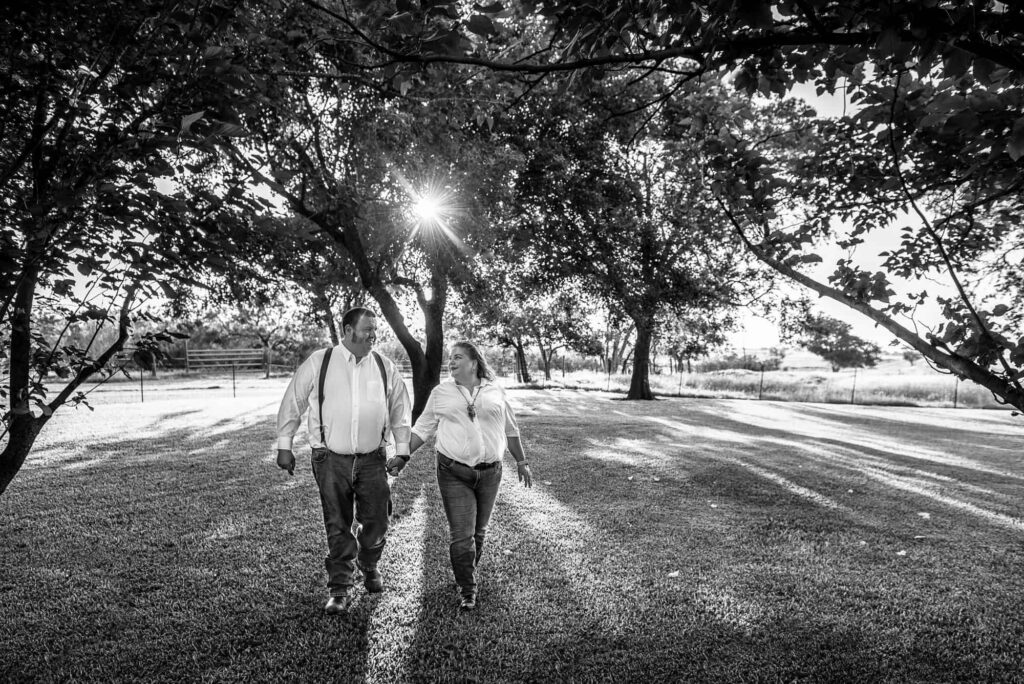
365, 378, 386, 405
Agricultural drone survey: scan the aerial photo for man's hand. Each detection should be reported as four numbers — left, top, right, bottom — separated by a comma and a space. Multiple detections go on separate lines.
517, 462, 532, 488
386, 456, 408, 477
277, 449, 295, 476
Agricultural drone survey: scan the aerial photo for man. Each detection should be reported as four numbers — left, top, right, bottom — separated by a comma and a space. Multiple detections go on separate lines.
276, 307, 412, 615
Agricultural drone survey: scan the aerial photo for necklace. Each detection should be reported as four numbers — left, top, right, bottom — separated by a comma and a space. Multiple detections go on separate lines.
457, 382, 482, 420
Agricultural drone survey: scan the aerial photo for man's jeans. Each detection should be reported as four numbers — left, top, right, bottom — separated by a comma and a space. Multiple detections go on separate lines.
311, 447, 391, 596
436, 453, 502, 599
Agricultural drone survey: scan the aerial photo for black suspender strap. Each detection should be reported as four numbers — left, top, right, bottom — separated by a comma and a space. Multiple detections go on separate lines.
372, 351, 389, 403
317, 347, 390, 448
318, 347, 333, 445
372, 351, 389, 443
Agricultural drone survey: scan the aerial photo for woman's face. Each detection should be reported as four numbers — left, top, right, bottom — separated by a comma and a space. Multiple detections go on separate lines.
448, 346, 477, 379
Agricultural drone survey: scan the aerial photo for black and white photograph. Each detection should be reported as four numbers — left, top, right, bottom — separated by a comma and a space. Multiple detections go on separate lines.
3, 1, 1024, 681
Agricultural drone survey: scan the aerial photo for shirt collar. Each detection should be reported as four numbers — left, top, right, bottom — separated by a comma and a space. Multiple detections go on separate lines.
336, 343, 368, 365
451, 377, 491, 390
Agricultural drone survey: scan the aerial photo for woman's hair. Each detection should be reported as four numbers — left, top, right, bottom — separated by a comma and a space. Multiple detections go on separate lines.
453, 341, 495, 381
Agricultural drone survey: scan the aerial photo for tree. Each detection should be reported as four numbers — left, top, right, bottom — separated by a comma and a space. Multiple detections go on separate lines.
340, 0, 1024, 412
662, 309, 734, 374
463, 268, 599, 381
217, 18, 521, 418
783, 312, 881, 372
221, 215, 365, 346
208, 281, 310, 379
0, 0, 273, 495
504, 74, 763, 399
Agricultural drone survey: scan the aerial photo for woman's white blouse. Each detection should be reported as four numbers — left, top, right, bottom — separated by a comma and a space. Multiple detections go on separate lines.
411, 378, 520, 467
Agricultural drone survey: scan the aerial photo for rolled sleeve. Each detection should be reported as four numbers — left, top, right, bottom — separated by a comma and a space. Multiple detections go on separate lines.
503, 393, 521, 437
387, 358, 413, 455
411, 389, 439, 442
276, 354, 316, 450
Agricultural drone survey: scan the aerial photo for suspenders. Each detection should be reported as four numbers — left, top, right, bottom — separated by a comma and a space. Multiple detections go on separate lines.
317, 348, 390, 448
317, 347, 333, 446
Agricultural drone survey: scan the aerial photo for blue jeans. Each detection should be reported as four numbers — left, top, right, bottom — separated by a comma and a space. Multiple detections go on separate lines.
436, 452, 502, 599
311, 447, 391, 596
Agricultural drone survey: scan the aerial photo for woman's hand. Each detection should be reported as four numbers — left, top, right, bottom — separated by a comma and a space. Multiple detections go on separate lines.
516, 462, 532, 488
386, 455, 409, 477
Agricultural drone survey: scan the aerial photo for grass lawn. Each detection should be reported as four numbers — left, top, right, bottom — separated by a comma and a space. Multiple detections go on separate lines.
3, 382, 1024, 682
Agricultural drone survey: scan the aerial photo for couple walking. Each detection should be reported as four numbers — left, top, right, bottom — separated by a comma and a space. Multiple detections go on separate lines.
275, 307, 532, 614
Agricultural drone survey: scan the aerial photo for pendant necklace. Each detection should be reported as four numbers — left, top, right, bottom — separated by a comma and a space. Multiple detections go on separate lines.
459, 383, 482, 420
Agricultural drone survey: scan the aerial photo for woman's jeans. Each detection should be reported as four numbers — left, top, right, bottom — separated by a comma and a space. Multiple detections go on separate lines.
436, 453, 502, 599
311, 447, 391, 596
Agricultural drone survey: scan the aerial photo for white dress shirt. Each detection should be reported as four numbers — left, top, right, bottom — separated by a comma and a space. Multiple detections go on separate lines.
411, 378, 520, 467
277, 345, 411, 455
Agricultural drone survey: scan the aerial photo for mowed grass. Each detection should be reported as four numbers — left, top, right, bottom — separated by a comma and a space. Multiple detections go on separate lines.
3, 383, 1024, 682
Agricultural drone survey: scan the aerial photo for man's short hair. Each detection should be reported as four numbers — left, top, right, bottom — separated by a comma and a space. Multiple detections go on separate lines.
341, 307, 375, 332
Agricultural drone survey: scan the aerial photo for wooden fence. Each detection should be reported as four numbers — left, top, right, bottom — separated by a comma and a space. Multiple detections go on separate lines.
182, 348, 264, 371
114, 346, 415, 376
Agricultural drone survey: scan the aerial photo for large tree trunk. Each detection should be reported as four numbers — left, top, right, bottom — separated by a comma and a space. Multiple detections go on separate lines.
366, 279, 432, 420
412, 267, 447, 423
626, 314, 655, 400
315, 288, 339, 345
0, 276, 139, 497
331, 220, 446, 421
261, 339, 272, 379
511, 336, 531, 384
537, 342, 553, 380
1, 260, 43, 495
0, 414, 46, 496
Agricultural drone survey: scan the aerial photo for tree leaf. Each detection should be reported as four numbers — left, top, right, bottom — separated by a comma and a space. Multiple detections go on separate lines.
1008, 118, 1024, 162
181, 110, 204, 134
466, 14, 496, 36
875, 28, 900, 58
735, 0, 773, 29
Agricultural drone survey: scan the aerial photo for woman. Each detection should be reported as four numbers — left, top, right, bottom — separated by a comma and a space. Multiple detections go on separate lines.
387, 341, 531, 610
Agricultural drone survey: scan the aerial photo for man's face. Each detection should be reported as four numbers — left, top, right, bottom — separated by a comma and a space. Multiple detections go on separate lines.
345, 315, 377, 355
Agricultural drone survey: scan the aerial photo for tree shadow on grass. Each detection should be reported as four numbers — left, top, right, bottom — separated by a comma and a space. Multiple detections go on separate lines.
0, 420, 390, 682
499, 404, 1024, 680
392, 467, 905, 682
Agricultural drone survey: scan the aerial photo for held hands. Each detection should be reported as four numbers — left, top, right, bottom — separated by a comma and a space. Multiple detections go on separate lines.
277, 449, 295, 476
517, 462, 532, 488
386, 456, 409, 477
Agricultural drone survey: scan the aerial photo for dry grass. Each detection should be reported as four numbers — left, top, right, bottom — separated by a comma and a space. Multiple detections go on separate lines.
2, 382, 1024, 682
533, 368, 1005, 409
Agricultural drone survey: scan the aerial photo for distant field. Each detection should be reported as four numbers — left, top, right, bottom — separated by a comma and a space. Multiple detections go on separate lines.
529, 367, 1002, 410
79, 355, 1001, 411
2, 386, 1024, 681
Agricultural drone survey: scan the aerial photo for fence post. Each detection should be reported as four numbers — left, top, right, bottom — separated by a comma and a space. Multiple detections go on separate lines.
185, 339, 190, 374
232, 362, 237, 398
758, 363, 765, 400
953, 377, 959, 409
140, 369, 144, 403
850, 368, 857, 404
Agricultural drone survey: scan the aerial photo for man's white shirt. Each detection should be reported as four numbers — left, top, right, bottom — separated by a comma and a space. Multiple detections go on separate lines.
277, 345, 411, 455
412, 378, 520, 467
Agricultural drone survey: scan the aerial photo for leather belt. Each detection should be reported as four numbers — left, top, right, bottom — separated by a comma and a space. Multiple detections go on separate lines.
314, 447, 384, 458
438, 453, 498, 470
